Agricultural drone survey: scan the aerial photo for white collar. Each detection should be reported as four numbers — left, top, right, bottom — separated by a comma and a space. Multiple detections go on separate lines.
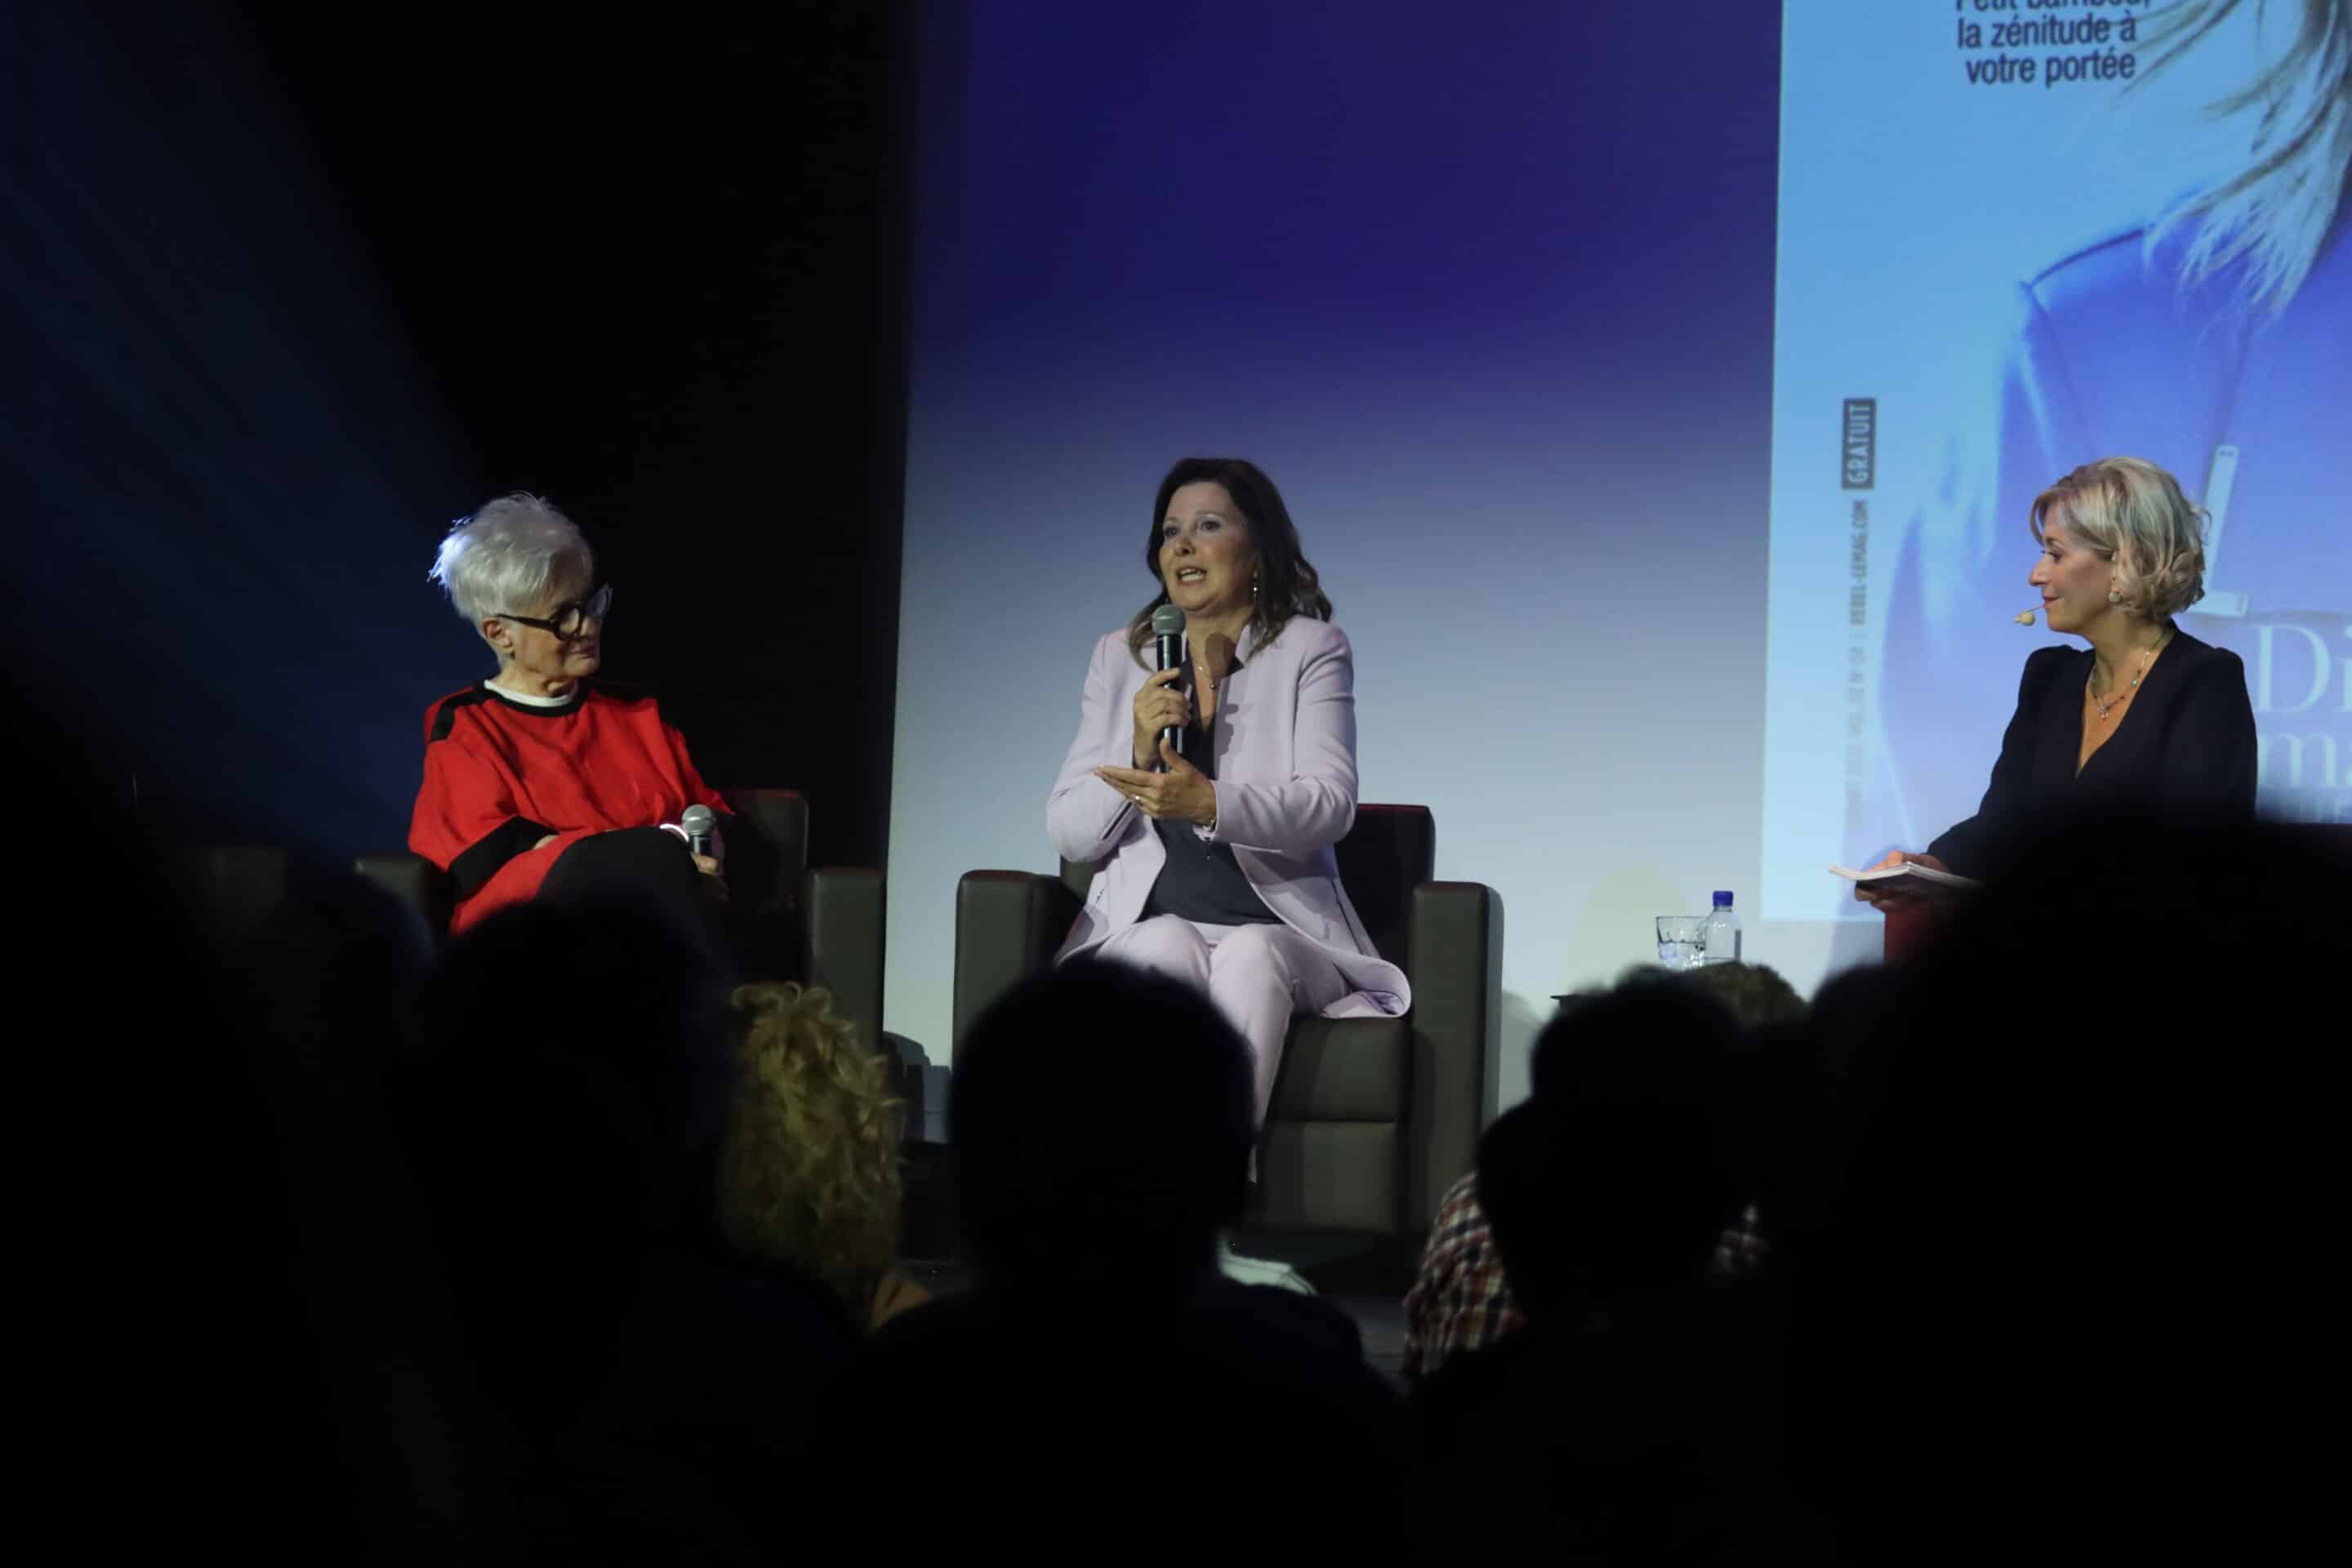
486, 677, 578, 708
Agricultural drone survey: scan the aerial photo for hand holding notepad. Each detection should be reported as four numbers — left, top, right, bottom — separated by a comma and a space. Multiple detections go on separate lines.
1831, 858, 1981, 902
1830, 861, 1979, 890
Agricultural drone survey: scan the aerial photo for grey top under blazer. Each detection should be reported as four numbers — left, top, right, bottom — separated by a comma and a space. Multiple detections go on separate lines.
1047, 615, 1410, 1018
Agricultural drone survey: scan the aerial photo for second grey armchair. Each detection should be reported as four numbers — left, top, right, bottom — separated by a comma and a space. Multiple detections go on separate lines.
951, 804, 1499, 1235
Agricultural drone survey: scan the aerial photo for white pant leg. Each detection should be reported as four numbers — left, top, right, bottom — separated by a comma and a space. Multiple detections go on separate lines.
1203, 921, 1354, 1130
1089, 914, 1214, 993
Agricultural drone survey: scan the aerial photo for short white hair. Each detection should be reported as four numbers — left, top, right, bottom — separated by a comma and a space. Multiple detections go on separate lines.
2030, 457, 2208, 621
430, 493, 594, 641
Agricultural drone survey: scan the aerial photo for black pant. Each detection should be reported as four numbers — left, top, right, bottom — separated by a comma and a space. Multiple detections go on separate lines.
539, 827, 734, 981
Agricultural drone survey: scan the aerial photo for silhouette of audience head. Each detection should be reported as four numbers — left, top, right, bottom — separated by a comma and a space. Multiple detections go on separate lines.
719, 981, 906, 1321
1673, 958, 1807, 1031
1485, 978, 1744, 1316
1793, 810, 2350, 1552
11, 700, 355, 1546
1845, 810, 2343, 1279
1753, 960, 1907, 1241
1669, 960, 1811, 1215
387, 893, 729, 1416
238, 869, 434, 1077
951, 957, 1253, 1290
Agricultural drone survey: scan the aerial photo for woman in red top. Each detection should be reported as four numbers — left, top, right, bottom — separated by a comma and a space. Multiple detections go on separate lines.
409, 493, 732, 934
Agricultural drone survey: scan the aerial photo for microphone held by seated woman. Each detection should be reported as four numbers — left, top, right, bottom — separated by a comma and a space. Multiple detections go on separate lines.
1049, 457, 1410, 1141
1858, 456, 2257, 908
408, 492, 734, 941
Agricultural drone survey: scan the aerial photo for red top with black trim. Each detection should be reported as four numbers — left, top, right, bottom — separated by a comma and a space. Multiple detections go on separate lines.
408, 681, 728, 932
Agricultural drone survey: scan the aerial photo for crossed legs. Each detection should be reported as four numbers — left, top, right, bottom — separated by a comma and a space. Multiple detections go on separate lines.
539, 826, 732, 976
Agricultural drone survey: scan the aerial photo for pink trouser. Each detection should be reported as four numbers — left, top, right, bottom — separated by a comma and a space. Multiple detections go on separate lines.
1090, 915, 1354, 1129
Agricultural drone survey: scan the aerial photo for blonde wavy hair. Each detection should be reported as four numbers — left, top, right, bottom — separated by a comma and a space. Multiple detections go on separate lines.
2030, 457, 2210, 621
2142, 0, 2351, 316
718, 983, 904, 1317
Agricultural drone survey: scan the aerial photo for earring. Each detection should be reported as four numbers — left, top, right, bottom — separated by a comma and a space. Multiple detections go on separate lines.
1251, 575, 1259, 599
2107, 589, 2121, 604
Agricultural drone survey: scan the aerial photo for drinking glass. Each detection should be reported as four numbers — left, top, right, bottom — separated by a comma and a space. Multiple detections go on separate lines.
1654, 915, 1707, 972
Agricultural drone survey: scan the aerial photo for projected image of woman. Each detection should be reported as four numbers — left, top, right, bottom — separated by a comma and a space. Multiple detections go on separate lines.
1858, 458, 2258, 904
1050, 458, 1408, 1158
409, 493, 733, 935
1881, 0, 2351, 841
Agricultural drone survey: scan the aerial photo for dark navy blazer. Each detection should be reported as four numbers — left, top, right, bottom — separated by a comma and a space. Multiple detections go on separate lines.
1930, 630, 2258, 876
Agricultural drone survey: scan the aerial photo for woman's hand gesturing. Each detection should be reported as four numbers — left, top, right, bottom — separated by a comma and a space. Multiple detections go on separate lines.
1129, 666, 1191, 769
1096, 738, 1218, 826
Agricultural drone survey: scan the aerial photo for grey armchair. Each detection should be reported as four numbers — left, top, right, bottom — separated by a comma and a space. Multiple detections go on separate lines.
952, 804, 1500, 1234
353, 788, 888, 1054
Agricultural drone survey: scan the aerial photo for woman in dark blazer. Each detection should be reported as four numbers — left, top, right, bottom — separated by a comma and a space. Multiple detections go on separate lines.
1858, 456, 2257, 902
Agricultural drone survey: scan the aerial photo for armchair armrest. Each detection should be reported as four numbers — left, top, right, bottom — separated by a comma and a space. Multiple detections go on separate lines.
953, 871, 1084, 1052
1405, 879, 1502, 1229
803, 865, 885, 1054
354, 852, 449, 938
720, 790, 808, 924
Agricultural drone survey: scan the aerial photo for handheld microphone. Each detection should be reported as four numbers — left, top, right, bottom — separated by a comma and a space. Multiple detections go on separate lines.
680, 804, 716, 857
1151, 603, 1187, 770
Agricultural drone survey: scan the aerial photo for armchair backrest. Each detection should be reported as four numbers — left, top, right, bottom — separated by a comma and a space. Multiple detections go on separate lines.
1058, 803, 1434, 969
719, 787, 809, 924
1332, 804, 1433, 969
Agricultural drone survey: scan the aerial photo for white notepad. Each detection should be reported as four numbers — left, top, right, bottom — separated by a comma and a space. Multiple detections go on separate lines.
1829, 862, 1982, 893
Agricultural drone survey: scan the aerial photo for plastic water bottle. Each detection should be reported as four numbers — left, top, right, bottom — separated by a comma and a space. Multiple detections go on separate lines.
1701, 890, 1740, 964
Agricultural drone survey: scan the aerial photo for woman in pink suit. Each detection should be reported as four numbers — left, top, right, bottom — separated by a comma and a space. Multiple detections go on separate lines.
1050, 458, 1410, 1134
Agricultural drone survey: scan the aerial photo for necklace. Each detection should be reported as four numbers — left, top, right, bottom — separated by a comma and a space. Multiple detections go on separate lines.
2087, 630, 2172, 722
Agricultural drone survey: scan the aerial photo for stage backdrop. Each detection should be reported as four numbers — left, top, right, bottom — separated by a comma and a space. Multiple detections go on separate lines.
889, 1, 2349, 1102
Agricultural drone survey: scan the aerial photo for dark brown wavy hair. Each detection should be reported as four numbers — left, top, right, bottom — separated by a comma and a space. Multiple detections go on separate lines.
1125, 457, 1334, 665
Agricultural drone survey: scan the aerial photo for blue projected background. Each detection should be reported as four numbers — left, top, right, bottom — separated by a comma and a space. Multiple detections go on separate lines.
889, 1, 1789, 1100
889, 2, 2348, 1097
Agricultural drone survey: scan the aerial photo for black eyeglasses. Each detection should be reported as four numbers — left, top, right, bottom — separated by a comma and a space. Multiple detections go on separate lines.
498, 584, 612, 639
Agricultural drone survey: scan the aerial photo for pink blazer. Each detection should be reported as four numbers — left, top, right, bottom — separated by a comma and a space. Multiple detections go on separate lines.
1046, 617, 1410, 1018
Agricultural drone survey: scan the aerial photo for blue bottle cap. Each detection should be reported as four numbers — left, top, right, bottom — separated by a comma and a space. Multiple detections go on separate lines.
1712, 891, 1733, 906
